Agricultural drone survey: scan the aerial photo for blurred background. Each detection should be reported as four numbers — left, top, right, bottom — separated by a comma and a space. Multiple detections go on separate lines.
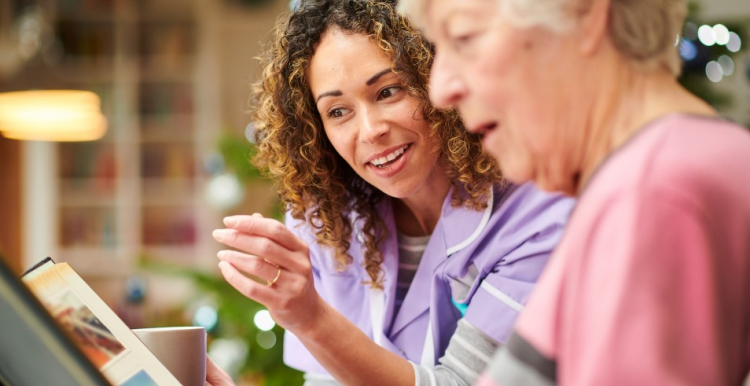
0, 0, 747, 385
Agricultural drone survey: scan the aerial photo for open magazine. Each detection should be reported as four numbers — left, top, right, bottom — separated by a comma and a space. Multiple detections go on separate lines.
0, 255, 109, 386
21, 258, 181, 386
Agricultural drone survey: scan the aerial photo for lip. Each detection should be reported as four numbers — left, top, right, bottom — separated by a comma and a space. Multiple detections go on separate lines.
466, 121, 498, 135
479, 123, 503, 148
363, 143, 411, 165
365, 143, 412, 178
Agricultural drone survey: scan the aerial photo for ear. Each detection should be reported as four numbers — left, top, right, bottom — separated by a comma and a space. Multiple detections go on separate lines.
576, 0, 610, 56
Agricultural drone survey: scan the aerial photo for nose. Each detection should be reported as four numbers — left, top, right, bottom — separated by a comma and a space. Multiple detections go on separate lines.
429, 49, 467, 109
358, 107, 389, 144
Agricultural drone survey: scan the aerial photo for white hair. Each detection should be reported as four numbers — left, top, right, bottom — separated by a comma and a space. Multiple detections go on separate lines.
397, 0, 573, 34
398, 0, 687, 75
497, 0, 575, 33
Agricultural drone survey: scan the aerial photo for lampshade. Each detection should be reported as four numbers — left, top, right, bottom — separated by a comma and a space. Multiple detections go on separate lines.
0, 90, 107, 142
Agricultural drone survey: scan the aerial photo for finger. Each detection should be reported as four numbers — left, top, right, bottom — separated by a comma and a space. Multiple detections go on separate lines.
205, 355, 234, 386
222, 215, 305, 252
217, 250, 280, 285
219, 261, 276, 304
212, 229, 307, 272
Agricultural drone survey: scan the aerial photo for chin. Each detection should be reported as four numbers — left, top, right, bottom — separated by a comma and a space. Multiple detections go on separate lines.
377, 181, 421, 200
496, 157, 534, 185
381, 188, 414, 200
485, 147, 505, 166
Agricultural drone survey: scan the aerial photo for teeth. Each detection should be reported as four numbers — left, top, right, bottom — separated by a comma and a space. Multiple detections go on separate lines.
370, 145, 408, 166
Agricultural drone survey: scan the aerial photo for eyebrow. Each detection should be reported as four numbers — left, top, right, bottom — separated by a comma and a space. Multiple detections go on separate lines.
366, 69, 393, 86
315, 68, 394, 103
316, 90, 342, 103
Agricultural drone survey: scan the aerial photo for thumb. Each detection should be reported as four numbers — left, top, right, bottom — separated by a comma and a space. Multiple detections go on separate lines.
205, 355, 235, 386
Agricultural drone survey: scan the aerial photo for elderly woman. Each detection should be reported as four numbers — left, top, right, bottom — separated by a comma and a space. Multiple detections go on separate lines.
399, 0, 750, 385
207, 1, 574, 385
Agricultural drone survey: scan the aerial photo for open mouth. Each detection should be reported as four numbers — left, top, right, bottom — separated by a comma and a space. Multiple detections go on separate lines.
369, 144, 409, 169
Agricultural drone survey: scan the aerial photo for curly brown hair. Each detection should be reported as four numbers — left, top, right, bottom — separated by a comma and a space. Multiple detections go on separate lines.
251, 0, 502, 287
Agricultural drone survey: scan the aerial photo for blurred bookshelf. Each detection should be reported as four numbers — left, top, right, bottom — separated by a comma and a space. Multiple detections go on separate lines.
17, 0, 222, 287
3, 0, 306, 383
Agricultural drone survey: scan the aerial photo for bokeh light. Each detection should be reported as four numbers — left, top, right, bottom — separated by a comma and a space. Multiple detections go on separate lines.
679, 38, 698, 61
683, 22, 698, 41
256, 330, 277, 349
208, 338, 248, 379
245, 121, 257, 144
205, 172, 244, 210
718, 55, 735, 76
727, 32, 742, 53
193, 305, 219, 331
254, 310, 276, 331
713, 24, 730, 46
706, 61, 723, 83
698, 25, 716, 46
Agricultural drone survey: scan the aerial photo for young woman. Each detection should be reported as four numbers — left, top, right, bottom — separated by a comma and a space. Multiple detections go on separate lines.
207, 1, 573, 385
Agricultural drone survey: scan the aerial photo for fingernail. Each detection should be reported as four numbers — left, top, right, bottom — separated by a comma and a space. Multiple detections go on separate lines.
217, 250, 227, 260
218, 261, 227, 270
212, 229, 229, 242
223, 217, 237, 227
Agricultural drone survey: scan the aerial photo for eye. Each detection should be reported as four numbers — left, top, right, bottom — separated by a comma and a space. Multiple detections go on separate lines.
455, 33, 476, 44
450, 32, 479, 51
377, 86, 402, 100
327, 108, 345, 118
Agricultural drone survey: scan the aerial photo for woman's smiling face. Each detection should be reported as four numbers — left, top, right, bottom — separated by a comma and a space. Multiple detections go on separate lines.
308, 28, 445, 199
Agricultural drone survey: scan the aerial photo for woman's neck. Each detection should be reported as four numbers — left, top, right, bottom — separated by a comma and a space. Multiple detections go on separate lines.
392, 168, 452, 237
575, 65, 716, 195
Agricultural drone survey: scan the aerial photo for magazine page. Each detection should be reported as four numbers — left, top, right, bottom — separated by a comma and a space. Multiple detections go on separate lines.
23, 262, 181, 386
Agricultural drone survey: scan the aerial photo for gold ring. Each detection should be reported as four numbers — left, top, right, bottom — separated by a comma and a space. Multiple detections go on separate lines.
267, 266, 281, 287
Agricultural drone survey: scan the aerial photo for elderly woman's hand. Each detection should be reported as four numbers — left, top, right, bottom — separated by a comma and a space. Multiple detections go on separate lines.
212, 214, 324, 335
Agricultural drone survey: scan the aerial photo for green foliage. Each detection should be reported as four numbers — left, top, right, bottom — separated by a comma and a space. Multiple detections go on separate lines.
218, 132, 264, 184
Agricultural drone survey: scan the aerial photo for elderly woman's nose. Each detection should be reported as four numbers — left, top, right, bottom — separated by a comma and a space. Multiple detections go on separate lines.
429, 52, 466, 108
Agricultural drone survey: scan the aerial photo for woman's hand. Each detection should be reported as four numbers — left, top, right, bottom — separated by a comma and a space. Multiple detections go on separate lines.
205, 356, 234, 386
212, 214, 324, 335
213, 214, 416, 386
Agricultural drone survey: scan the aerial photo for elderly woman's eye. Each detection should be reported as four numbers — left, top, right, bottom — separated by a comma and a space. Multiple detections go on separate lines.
453, 32, 477, 47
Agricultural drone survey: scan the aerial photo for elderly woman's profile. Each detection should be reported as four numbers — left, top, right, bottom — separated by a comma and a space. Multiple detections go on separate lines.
399, 0, 750, 385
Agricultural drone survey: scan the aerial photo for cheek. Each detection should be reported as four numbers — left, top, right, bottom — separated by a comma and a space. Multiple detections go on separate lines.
324, 128, 355, 166
482, 121, 541, 183
467, 42, 525, 111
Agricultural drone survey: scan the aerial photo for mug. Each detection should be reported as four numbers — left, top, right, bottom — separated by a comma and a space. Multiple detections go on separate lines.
132, 326, 206, 386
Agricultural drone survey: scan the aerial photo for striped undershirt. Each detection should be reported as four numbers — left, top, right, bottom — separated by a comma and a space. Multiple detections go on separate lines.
394, 232, 431, 317
303, 234, 499, 386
